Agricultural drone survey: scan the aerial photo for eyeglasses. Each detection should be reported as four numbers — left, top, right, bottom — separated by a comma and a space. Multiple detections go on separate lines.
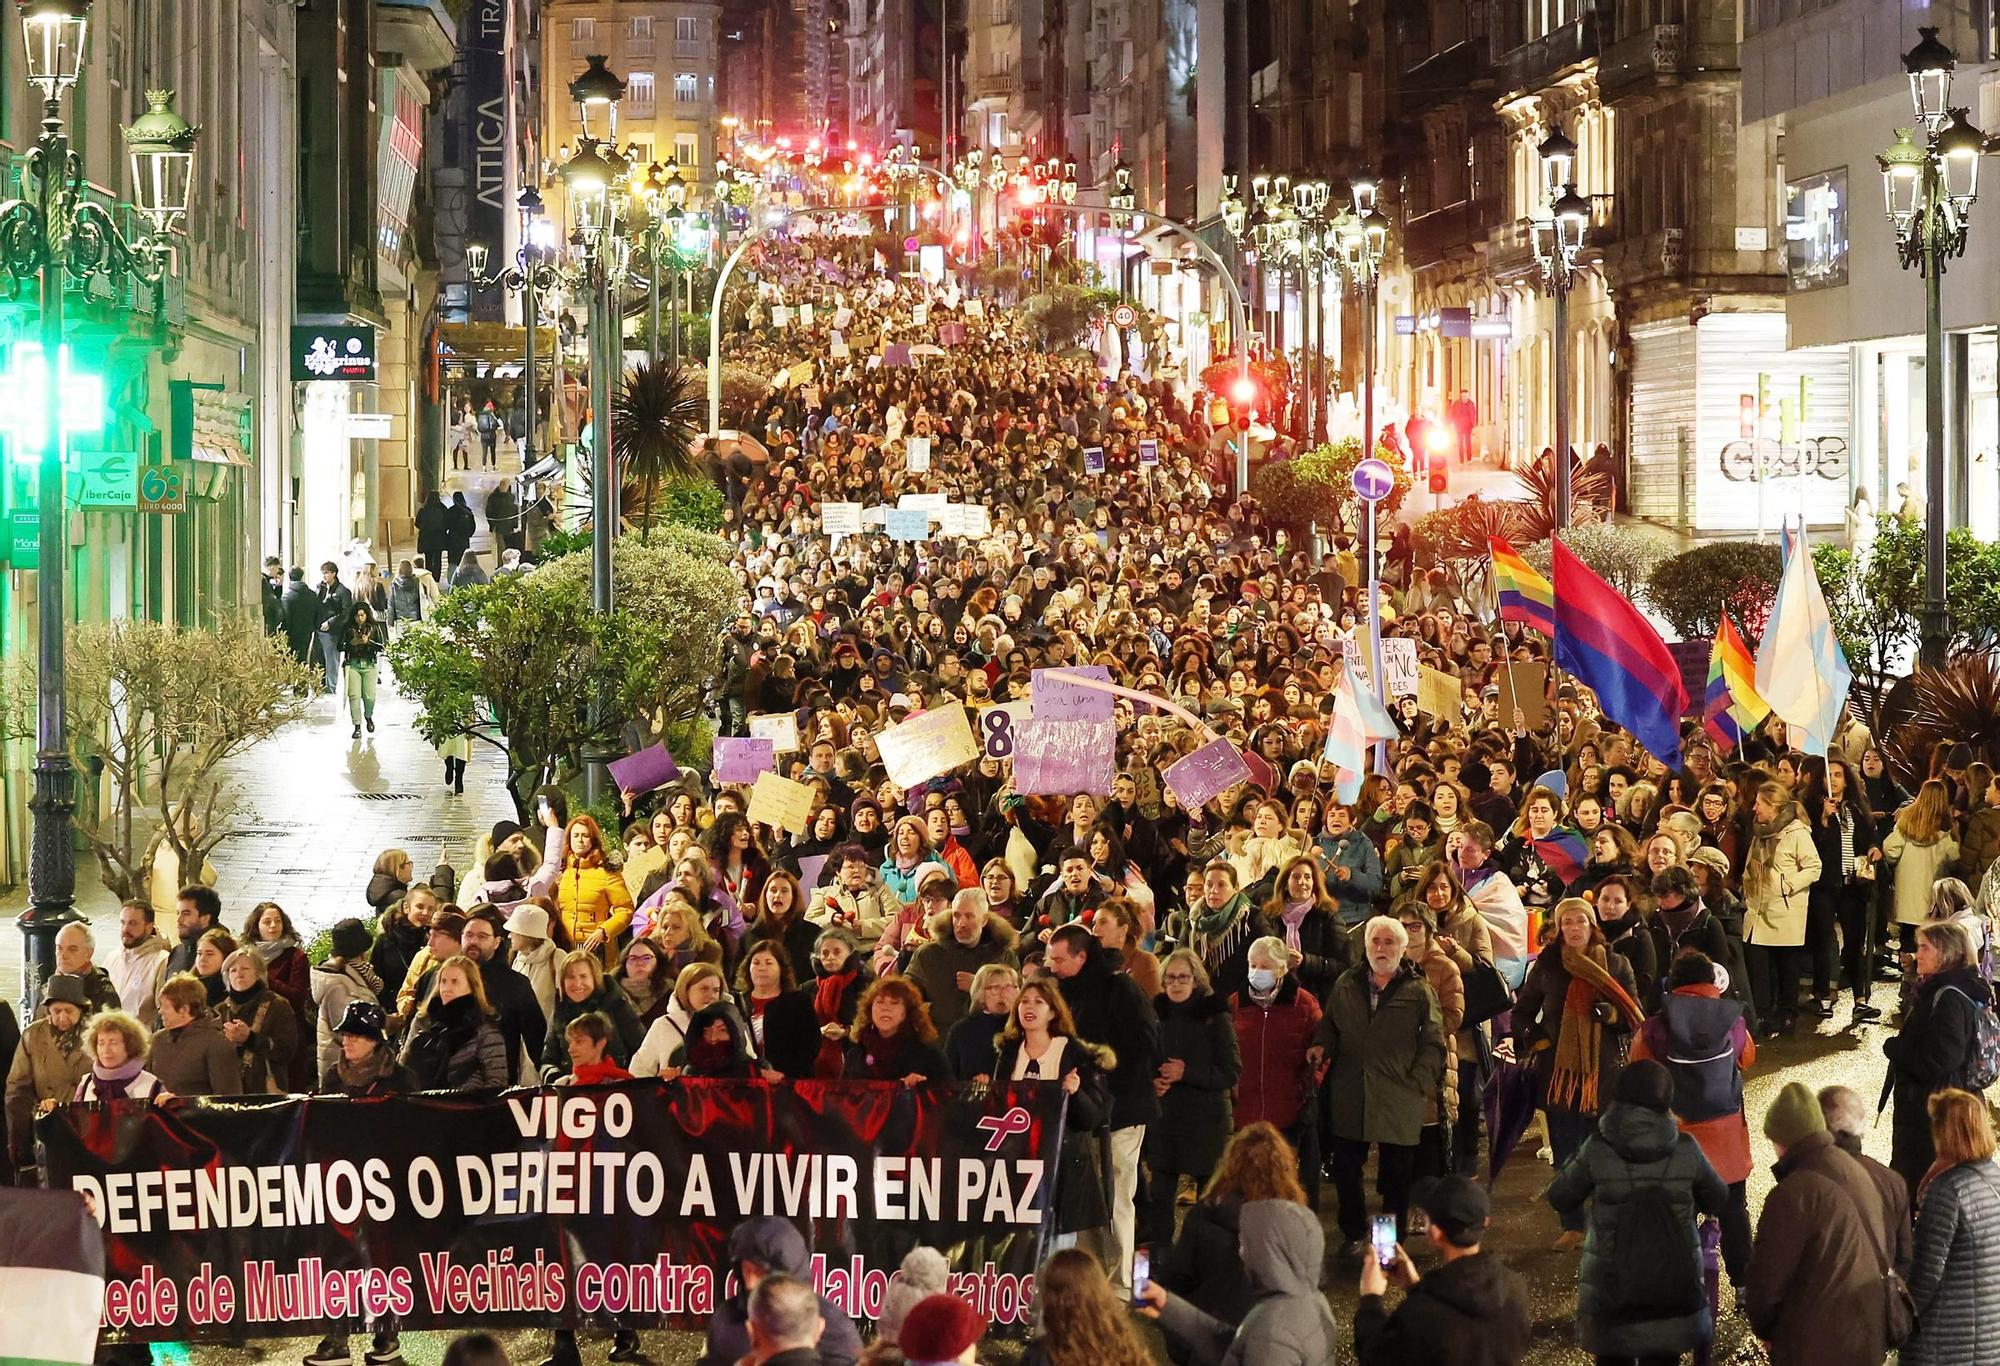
1162, 972, 1195, 984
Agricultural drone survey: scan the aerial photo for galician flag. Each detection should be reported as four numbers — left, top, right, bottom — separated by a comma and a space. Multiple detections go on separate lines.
1754, 522, 1851, 756
1324, 649, 1397, 803
0, 1189, 105, 1366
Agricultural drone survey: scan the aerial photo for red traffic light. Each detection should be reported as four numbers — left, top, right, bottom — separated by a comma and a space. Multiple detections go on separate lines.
1428, 467, 1449, 494
1229, 376, 1258, 407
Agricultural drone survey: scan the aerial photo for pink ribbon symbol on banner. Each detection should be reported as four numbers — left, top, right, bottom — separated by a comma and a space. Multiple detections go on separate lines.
976, 1106, 1033, 1152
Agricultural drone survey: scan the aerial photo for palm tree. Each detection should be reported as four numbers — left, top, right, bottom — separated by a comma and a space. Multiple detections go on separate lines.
610, 359, 705, 541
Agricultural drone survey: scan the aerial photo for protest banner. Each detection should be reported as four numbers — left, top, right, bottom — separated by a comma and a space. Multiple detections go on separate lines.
713, 737, 776, 785
876, 705, 981, 788
40, 1081, 1063, 1341
748, 712, 802, 754
746, 772, 816, 835
1011, 718, 1116, 795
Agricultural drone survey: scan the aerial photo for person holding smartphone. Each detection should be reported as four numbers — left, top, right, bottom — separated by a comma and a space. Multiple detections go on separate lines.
1354, 1176, 1532, 1364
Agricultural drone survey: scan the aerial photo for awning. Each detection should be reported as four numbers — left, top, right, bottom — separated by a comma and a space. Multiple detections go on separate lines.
438, 321, 560, 367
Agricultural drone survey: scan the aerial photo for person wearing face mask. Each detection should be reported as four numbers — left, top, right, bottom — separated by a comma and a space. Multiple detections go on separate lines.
1232, 936, 1326, 1205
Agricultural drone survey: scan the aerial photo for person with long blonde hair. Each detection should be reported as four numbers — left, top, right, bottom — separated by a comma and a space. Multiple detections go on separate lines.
1885, 779, 1962, 956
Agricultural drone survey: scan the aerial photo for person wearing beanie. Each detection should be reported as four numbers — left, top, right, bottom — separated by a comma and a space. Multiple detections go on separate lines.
1744, 1081, 1898, 1365
876, 1245, 950, 1348
1545, 1058, 1728, 1363
895, 1293, 983, 1366
310, 918, 387, 1080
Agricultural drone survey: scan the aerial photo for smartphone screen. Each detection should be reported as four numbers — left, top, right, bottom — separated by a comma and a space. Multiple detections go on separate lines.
1371, 1215, 1399, 1267
1130, 1248, 1151, 1304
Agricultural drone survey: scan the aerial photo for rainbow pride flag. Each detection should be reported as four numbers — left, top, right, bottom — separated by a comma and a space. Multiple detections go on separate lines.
1704, 615, 1770, 752
1490, 536, 1555, 636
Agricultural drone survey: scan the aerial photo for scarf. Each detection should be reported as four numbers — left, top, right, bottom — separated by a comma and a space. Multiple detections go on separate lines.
1548, 944, 1646, 1115
335, 1048, 399, 1091
687, 1037, 742, 1074
814, 967, 856, 1025
1279, 897, 1313, 954
251, 935, 298, 966
1744, 803, 1803, 902
90, 1057, 145, 1100
1657, 903, 1698, 943
1193, 890, 1248, 942
571, 1059, 631, 1086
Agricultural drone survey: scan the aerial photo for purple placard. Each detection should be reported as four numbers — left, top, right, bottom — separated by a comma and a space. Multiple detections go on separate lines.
797, 854, 830, 889
1164, 738, 1252, 813
607, 742, 681, 795
1666, 640, 1710, 719
714, 737, 777, 785
882, 343, 912, 367
1012, 718, 1116, 796
1030, 666, 1115, 723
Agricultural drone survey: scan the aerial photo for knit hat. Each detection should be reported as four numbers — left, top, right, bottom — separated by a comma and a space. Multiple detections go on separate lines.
490, 820, 523, 847
897, 1293, 984, 1364
1763, 1081, 1828, 1148
429, 911, 467, 941
43, 973, 88, 1008
329, 918, 372, 962
877, 1246, 951, 1345
1614, 1058, 1673, 1113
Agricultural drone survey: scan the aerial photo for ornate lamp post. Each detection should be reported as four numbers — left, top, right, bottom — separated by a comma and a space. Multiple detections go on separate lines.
1879, 27, 1989, 665
467, 187, 560, 480
1530, 129, 1592, 532
1339, 177, 1387, 470
1108, 159, 1136, 300
12, 0, 198, 1014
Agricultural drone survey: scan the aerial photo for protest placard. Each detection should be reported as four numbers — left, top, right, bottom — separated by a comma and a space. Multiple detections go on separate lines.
749, 712, 801, 753
1138, 439, 1159, 468
1031, 666, 1114, 722
713, 737, 776, 785
821, 502, 864, 537
886, 508, 930, 542
1012, 718, 1116, 795
1497, 662, 1550, 732
606, 743, 681, 796
1164, 738, 1251, 812
905, 436, 931, 473
1381, 638, 1419, 696
746, 771, 816, 835
876, 704, 981, 788
976, 700, 1032, 758
1083, 446, 1106, 474
1417, 665, 1463, 725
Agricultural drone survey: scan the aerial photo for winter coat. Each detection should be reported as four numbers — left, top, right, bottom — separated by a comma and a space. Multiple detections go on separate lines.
1352, 1251, 1534, 1366
994, 1035, 1112, 1233
310, 959, 384, 1081
1231, 978, 1322, 1133
256, 944, 314, 1089
904, 911, 1020, 1031
215, 985, 300, 1094
148, 1015, 245, 1098
1545, 1100, 1728, 1358
1744, 1129, 1894, 1366
1600, 915, 1660, 1013
944, 1008, 1009, 1079
633, 996, 699, 1077
741, 989, 820, 1078
1410, 944, 1463, 1126
840, 1027, 948, 1082
1158, 1197, 1255, 1332
1962, 807, 2000, 890
1883, 828, 1961, 927
1317, 830, 1384, 924
1059, 952, 1162, 1130
739, 912, 821, 985
696, 1215, 861, 1366
554, 863, 637, 971
1313, 961, 1447, 1146
106, 933, 172, 1026
368, 915, 425, 1003
1155, 1199, 1339, 1366
1744, 815, 1822, 947
4, 1018, 89, 1157
1630, 984, 1756, 1184
1193, 893, 1273, 1005
1148, 990, 1241, 1176
1290, 906, 1358, 1008
400, 994, 509, 1091
539, 984, 646, 1079
73, 1069, 166, 1103
509, 940, 561, 1024
1904, 1158, 2000, 1365
1512, 943, 1639, 1118
318, 1048, 411, 1098
806, 877, 896, 940
1886, 965, 1989, 1186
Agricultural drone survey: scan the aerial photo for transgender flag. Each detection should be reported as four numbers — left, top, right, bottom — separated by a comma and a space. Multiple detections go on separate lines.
1324, 651, 1398, 803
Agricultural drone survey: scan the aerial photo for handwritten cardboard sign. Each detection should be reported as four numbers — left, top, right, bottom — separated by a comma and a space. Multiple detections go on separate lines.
1030, 666, 1114, 723
1381, 638, 1420, 697
876, 704, 981, 788
714, 737, 777, 785
1012, 718, 1116, 796
977, 700, 1032, 758
749, 711, 801, 754
1417, 665, 1463, 725
746, 771, 816, 836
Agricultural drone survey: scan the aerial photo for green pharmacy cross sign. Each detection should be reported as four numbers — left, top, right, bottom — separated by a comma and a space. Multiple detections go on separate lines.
0, 343, 106, 455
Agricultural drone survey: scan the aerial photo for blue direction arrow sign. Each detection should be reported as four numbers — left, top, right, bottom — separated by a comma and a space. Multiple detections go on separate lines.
1351, 456, 1395, 503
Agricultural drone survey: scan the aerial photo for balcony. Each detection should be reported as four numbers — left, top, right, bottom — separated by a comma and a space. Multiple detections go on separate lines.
1495, 20, 1597, 94
1402, 40, 1491, 112
1401, 197, 1500, 272
971, 70, 1019, 102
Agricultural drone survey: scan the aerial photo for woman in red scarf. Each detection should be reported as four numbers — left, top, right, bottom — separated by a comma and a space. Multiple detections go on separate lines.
1513, 896, 1645, 1249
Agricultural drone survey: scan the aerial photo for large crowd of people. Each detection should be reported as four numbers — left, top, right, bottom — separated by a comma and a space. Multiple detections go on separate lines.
9, 239, 2000, 1366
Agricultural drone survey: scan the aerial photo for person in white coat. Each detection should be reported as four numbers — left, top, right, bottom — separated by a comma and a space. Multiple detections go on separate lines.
504, 903, 561, 1025
1742, 782, 1823, 1037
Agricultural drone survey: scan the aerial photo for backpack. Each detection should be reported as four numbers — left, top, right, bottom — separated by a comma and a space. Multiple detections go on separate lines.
1940, 985, 2000, 1091
1602, 1171, 1705, 1318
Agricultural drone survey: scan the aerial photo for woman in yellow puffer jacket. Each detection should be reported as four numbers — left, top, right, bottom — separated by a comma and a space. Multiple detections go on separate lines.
556, 814, 635, 971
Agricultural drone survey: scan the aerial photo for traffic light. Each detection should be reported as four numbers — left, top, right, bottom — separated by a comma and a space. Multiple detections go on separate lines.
1429, 465, 1449, 494
1228, 376, 1257, 431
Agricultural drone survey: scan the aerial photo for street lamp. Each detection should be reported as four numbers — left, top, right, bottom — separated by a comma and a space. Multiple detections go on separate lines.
630, 160, 694, 368
467, 187, 563, 490
1879, 27, 1991, 665
1531, 127, 1591, 532
570, 54, 625, 142
1342, 182, 1386, 479
11, 0, 197, 1015
1108, 159, 1136, 300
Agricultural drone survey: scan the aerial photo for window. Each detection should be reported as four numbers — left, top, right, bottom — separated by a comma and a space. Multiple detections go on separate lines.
571, 17, 595, 43
627, 72, 656, 108
628, 16, 653, 39
675, 133, 699, 166
676, 15, 704, 56
626, 137, 655, 167
674, 73, 698, 103
1785, 167, 1849, 291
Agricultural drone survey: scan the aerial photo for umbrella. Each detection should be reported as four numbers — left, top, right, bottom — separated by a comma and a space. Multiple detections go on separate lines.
1483, 1047, 1541, 1181
908, 344, 947, 358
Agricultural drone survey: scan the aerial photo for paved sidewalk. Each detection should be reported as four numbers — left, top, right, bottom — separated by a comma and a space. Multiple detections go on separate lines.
0, 659, 521, 1005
